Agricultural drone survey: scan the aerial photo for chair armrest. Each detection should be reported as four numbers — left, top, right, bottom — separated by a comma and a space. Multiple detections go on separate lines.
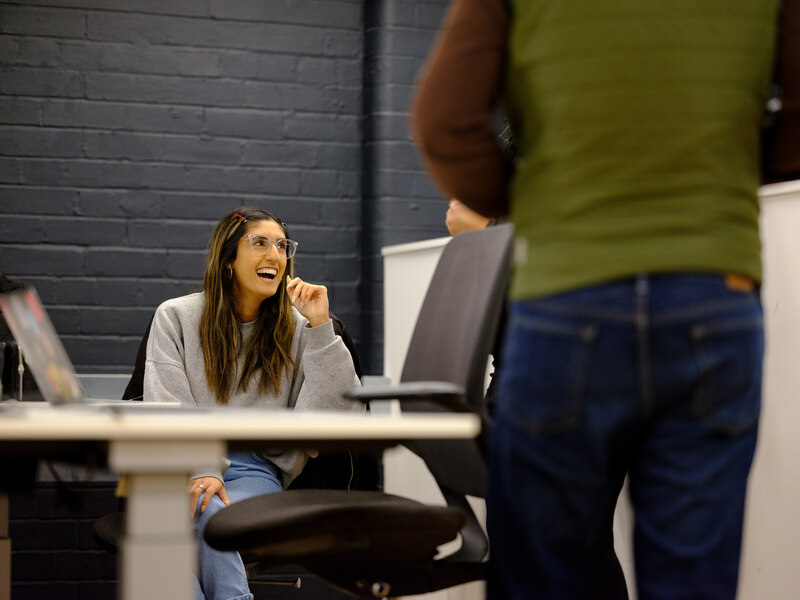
343, 381, 469, 412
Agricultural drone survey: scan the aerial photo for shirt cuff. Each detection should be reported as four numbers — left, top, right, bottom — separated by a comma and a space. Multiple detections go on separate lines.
302, 317, 337, 348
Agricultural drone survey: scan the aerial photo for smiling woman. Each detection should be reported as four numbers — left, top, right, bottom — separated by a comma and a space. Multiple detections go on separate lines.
142, 206, 363, 600
227, 217, 292, 322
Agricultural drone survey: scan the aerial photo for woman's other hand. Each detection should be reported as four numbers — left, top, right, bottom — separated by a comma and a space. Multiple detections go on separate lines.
445, 199, 491, 236
286, 276, 331, 327
188, 476, 230, 517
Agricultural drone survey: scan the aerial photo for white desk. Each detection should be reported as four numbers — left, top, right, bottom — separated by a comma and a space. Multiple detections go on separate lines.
0, 404, 481, 600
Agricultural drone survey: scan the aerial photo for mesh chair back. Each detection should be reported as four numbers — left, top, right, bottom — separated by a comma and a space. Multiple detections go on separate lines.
399, 224, 513, 497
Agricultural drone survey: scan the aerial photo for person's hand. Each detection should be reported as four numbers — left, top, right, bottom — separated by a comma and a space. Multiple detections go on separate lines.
188, 476, 230, 518
445, 199, 491, 236
286, 276, 331, 327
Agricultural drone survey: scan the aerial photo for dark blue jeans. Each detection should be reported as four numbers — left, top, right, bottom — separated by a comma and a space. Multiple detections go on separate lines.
487, 274, 763, 600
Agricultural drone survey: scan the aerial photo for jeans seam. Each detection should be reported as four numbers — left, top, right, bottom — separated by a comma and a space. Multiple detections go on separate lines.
523, 300, 633, 323
650, 296, 760, 324
571, 325, 597, 430
513, 311, 595, 335
636, 277, 654, 417
690, 315, 763, 338
525, 289, 759, 325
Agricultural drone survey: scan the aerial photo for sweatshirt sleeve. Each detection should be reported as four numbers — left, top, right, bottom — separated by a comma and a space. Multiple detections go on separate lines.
144, 301, 229, 482
410, 0, 511, 218
293, 319, 363, 413
268, 318, 363, 486
144, 303, 195, 407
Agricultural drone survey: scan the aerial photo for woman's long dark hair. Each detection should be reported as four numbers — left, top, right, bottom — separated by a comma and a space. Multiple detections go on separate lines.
200, 207, 296, 404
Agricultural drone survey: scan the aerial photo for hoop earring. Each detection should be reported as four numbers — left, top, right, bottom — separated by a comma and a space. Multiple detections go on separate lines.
227, 267, 233, 279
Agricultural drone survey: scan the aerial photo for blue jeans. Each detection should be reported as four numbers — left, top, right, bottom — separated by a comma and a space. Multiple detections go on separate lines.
194, 452, 283, 600
487, 274, 763, 600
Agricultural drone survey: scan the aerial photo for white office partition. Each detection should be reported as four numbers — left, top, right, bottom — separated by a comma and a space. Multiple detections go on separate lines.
382, 236, 487, 600
382, 237, 451, 383
383, 180, 800, 600
738, 180, 800, 599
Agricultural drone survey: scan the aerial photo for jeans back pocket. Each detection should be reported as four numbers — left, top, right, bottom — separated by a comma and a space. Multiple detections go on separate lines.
689, 315, 764, 436
498, 311, 598, 435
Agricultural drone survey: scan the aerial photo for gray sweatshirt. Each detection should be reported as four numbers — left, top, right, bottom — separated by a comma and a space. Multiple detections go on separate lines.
143, 292, 362, 486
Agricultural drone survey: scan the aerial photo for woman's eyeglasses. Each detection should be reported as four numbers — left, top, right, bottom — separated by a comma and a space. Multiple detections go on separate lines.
245, 234, 298, 259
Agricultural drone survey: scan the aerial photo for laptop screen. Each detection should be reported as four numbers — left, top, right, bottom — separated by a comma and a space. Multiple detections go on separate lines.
0, 288, 84, 404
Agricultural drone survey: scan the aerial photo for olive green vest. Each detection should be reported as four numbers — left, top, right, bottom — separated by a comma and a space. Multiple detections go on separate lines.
505, 0, 779, 299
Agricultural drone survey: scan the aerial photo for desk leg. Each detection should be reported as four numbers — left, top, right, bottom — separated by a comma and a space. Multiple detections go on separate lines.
0, 493, 9, 600
109, 440, 224, 600
123, 473, 195, 600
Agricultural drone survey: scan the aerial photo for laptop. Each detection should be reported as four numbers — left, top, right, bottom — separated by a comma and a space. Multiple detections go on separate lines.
0, 287, 181, 410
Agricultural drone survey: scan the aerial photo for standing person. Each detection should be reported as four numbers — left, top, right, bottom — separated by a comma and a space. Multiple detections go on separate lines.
144, 207, 362, 600
412, 1, 800, 599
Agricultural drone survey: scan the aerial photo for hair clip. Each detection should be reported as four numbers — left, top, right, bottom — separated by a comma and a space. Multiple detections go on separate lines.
233, 212, 248, 224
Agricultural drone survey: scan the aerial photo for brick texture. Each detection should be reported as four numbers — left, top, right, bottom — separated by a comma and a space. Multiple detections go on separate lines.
2, 1, 450, 591
360, 0, 449, 369
0, 0, 450, 376
0, 0, 373, 372
9, 482, 120, 600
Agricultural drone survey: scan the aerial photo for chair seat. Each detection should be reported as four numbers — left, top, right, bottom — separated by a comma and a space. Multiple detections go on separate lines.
92, 511, 125, 555
205, 489, 465, 565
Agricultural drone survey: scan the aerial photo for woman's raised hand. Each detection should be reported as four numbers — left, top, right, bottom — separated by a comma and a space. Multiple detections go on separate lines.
286, 275, 331, 327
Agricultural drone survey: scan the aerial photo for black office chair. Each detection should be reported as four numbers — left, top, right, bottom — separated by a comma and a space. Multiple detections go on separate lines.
203, 223, 514, 599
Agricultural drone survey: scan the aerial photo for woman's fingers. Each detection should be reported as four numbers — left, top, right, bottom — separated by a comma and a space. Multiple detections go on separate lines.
200, 478, 231, 513
216, 486, 232, 507
286, 275, 303, 303
188, 477, 225, 517
286, 276, 329, 325
286, 276, 321, 306
188, 479, 207, 518
199, 486, 214, 515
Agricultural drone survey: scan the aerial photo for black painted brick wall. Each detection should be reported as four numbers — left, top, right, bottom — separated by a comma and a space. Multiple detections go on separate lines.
0, 0, 450, 377
9, 482, 119, 600
360, 0, 449, 366
0, 0, 372, 371
2, 0, 451, 592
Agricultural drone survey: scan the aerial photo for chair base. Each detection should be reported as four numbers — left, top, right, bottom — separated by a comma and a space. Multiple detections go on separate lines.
246, 558, 487, 599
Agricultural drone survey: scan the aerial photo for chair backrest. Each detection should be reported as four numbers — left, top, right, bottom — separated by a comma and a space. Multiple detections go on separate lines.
399, 223, 513, 498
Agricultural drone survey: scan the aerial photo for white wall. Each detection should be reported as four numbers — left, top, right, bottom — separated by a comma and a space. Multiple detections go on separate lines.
738, 180, 800, 599
382, 237, 485, 600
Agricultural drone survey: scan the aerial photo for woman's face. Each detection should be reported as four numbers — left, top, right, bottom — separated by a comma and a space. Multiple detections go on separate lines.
228, 219, 288, 315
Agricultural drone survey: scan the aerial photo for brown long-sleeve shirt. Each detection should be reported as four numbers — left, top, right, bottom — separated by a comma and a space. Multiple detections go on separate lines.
412, 0, 800, 218
410, 0, 510, 219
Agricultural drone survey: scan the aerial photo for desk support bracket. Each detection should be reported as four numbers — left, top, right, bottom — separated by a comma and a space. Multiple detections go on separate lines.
110, 439, 225, 600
